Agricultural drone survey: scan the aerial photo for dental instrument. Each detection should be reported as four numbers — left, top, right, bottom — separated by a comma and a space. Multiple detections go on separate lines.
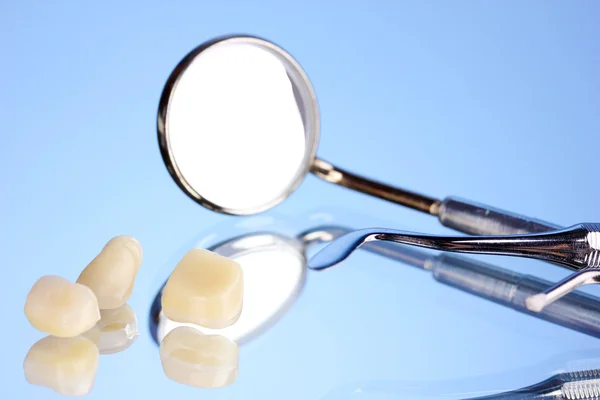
303, 226, 600, 339
308, 223, 600, 311
150, 222, 600, 345
157, 34, 565, 237
321, 369, 600, 399
468, 369, 600, 400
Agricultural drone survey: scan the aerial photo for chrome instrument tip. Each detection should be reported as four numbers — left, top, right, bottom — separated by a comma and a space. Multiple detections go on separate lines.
525, 293, 548, 313
308, 229, 381, 270
525, 268, 600, 313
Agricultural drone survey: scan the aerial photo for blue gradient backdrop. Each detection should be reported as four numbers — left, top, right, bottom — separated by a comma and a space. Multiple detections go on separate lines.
2, 1, 599, 399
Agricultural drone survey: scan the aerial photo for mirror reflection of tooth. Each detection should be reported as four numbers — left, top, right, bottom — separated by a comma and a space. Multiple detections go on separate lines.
25, 275, 100, 338
159, 327, 239, 388
83, 303, 139, 355
77, 235, 143, 310
161, 248, 243, 329
23, 335, 99, 397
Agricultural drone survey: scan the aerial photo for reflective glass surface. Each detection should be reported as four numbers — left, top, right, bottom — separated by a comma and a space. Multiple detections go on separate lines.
3, 1, 600, 399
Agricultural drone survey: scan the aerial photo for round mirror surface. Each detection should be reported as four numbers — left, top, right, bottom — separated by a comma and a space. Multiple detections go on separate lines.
152, 233, 306, 344
159, 36, 319, 214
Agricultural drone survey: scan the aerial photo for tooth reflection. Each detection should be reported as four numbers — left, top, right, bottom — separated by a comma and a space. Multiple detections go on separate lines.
160, 327, 239, 388
23, 336, 99, 397
83, 303, 139, 355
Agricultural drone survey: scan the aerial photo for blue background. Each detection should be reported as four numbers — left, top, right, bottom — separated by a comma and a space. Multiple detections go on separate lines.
2, 1, 599, 399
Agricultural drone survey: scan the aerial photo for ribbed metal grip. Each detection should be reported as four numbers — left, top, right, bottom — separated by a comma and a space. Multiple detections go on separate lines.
563, 378, 600, 399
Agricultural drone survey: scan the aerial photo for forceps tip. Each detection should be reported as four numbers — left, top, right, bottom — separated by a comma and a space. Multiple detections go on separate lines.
308, 229, 380, 270
526, 268, 600, 313
525, 293, 548, 313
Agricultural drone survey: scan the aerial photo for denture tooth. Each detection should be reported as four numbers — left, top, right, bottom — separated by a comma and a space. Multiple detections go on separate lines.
24, 275, 100, 338
83, 303, 139, 354
77, 235, 143, 310
159, 327, 238, 388
23, 335, 99, 396
161, 248, 243, 329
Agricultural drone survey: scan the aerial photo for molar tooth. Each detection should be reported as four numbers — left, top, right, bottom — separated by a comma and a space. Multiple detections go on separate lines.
161, 248, 243, 329
83, 303, 139, 354
159, 327, 238, 388
77, 235, 143, 310
24, 275, 100, 338
23, 335, 99, 396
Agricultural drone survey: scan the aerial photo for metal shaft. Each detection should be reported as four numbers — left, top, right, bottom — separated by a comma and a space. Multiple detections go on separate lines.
308, 224, 600, 271
310, 158, 561, 237
310, 158, 441, 215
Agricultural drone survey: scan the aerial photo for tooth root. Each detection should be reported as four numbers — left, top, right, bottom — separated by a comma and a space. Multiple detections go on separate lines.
159, 327, 238, 388
83, 303, 139, 355
24, 275, 101, 338
77, 236, 143, 310
161, 248, 243, 329
24, 336, 99, 396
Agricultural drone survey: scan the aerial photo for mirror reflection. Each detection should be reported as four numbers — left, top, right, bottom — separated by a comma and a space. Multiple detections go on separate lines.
24, 335, 99, 397
23, 303, 139, 397
83, 303, 139, 355
160, 326, 239, 389
151, 233, 306, 344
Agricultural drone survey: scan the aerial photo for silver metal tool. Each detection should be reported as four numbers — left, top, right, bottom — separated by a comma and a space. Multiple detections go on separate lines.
157, 34, 563, 236
308, 223, 600, 311
467, 369, 600, 399
320, 369, 600, 399
303, 226, 600, 339
150, 222, 600, 345
527, 269, 600, 314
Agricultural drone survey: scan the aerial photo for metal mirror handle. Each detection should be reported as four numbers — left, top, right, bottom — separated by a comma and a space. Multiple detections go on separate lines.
312, 158, 560, 236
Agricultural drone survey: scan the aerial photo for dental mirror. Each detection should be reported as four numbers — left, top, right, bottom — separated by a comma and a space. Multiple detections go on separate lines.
159, 34, 566, 237
158, 35, 317, 215
150, 232, 306, 344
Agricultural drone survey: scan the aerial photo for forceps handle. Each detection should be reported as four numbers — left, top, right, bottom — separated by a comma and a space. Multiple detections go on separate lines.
431, 254, 600, 339
311, 159, 561, 236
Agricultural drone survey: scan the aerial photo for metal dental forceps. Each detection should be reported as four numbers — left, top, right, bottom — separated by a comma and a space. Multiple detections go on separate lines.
321, 369, 600, 399
469, 369, 600, 400
308, 223, 600, 312
302, 226, 600, 339
319, 345, 600, 399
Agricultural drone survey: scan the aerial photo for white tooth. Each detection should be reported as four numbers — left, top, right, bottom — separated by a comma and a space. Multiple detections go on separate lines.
83, 303, 139, 354
161, 248, 243, 329
23, 335, 99, 396
24, 275, 100, 338
159, 327, 238, 388
77, 235, 143, 310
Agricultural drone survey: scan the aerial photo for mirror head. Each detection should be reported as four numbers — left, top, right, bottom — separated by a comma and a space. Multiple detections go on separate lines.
158, 35, 320, 215
150, 232, 307, 345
